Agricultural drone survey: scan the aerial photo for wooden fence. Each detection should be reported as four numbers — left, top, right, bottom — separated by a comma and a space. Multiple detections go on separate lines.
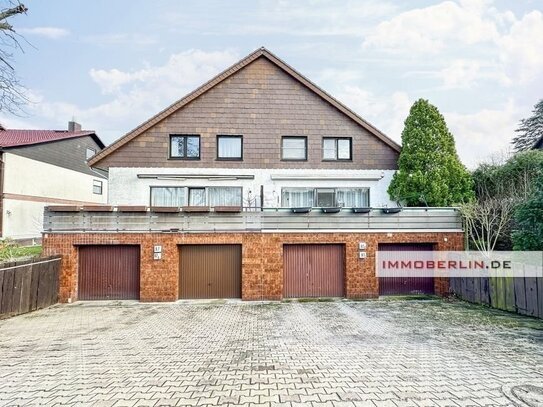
0, 256, 61, 319
450, 277, 543, 319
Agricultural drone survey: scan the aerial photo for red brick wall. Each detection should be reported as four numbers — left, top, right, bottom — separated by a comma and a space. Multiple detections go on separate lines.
42, 231, 464, 302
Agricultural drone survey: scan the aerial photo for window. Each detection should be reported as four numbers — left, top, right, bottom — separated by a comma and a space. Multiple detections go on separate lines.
149, 186, 243, 207
323, 138, 352, 160
170, 135, 200, 159
336, 188, 369, 207
93, 180, 103, 195
151, 187, 185, 207
188, 188, 206, 206
282, 137, 307, 160
86, 147, 96, 160
217, 136, 242, 160
281, 188, 314, 207
316, 188, 336, 207
208, 187, 242, 206
281, 187, 370, 208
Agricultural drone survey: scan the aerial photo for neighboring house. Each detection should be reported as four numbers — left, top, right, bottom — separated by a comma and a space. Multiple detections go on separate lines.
0, 122, 107, 242
43, 48, 464, 303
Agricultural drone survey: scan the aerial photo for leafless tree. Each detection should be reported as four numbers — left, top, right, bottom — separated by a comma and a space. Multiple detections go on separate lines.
460, 164, 538, 253
0, 1, 28, 115
460, 197, 519, 254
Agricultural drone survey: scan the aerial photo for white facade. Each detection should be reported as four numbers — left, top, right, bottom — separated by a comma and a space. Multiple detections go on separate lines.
3, 153, 108, 240
108, 167, 396, 208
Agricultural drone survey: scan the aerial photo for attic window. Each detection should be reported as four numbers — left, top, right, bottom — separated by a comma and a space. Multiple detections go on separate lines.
170, 135, 200, 159
323, 137, 352, 160
217, 135, 242, 160
86, 147, 96, 160
282, 136, 307, 161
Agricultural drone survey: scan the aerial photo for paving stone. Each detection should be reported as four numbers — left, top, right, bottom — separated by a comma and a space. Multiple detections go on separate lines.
0, 300, 540, 407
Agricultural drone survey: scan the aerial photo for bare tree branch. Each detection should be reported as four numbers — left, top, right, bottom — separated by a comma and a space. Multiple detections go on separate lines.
0, 3, 26, 31
460, 170, 531, 253
0, 1, 28, 116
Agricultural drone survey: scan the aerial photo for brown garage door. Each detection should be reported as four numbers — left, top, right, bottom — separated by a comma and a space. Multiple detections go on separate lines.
179, 245, 241, 299
78, 245, 140, 300
284, 244, 344, 298
378, 243, 434, 295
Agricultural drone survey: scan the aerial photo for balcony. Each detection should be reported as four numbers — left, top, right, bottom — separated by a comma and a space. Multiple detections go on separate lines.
43, 206, 462, 233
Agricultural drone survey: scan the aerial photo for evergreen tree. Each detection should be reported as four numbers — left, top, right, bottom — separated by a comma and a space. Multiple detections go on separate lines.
512, 173, 543, 250
512, 99, 543, 151
388, 99, 473, 206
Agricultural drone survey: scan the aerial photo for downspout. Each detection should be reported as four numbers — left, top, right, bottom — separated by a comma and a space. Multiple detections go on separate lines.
0, 151, 4, 238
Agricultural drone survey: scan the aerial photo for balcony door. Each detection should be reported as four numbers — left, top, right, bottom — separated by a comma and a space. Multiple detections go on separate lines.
316, 188, 335, 207
188, 188, 206, 206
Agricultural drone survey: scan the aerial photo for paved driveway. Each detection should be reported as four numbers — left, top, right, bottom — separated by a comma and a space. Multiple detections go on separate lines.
0, 299, 542, 407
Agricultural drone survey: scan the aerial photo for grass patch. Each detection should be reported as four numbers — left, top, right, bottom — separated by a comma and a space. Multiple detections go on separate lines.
379, 294, 439, 301
296, 297, 338, 303
0, 241, 42, 261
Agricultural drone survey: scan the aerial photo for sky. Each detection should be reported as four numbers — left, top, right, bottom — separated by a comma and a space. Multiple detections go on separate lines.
2, 0, 543, 168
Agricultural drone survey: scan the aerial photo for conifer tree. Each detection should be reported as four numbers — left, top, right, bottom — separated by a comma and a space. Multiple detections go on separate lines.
388, 99, 473, 206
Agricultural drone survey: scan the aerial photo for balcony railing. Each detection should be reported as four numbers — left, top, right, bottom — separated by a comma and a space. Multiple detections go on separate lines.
43, 206, 462, 233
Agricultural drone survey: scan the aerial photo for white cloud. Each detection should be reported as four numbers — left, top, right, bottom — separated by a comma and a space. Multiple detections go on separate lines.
363, 0, 499, 53
19, 27, 69, 39
439, 59, 483, 89
444, 101, 521, 168
363, 1, 543, 91
498, 10, 543, 85
89, 69, 135, 94
89, 49, 238, 96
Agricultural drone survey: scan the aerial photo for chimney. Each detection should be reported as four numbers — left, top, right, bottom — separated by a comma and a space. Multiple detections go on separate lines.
68, 121, 81, 132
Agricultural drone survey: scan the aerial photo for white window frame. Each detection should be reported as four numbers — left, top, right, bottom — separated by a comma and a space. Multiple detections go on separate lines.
93, 180, 103, 195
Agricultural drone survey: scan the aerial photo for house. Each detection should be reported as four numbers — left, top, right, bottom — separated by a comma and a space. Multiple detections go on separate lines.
0, 122, 107, 243
42, 48, 464, 303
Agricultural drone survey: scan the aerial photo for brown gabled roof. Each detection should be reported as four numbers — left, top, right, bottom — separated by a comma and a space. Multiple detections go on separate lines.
89, 47, 401, 166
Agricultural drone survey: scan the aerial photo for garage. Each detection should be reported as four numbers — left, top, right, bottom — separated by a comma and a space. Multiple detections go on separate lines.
179, 245, 242, 299
283, 244, 344, 298
78, 245, 140, 300
378, 243, 434, 295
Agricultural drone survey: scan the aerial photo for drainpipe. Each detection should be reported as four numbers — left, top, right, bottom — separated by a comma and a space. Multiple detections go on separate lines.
260, 185, 264, 211
0, 151, 4, 238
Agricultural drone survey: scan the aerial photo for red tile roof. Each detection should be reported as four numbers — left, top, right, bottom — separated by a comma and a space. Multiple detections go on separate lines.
0, 129, 97, 148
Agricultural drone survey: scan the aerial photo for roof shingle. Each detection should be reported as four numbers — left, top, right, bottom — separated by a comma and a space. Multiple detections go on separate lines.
0, 129, 97, 148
